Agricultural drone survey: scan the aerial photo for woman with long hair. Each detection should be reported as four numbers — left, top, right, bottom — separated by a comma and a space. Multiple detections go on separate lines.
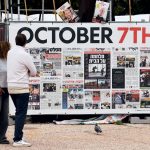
0, 41, 10, 144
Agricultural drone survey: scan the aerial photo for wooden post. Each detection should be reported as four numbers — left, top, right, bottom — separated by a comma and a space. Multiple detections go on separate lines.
129, 0, 132, 22
53, 0, 57, 21
4, 0, 7, 20
69, 0, 71, 5
24, 0, 28, 23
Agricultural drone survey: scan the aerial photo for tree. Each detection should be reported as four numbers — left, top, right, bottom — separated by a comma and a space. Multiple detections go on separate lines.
113, 0, 150, 16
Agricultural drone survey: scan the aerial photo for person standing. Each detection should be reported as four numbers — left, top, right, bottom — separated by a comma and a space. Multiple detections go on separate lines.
78, 0, 96, 22
7, 34, 37, 147
0, 41, 10, 144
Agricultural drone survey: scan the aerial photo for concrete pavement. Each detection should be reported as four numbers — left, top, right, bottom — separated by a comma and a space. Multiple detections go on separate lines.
0, 123, 150, 150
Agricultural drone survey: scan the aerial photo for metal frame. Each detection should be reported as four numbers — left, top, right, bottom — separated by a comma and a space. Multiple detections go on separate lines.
0, 0, 113, 22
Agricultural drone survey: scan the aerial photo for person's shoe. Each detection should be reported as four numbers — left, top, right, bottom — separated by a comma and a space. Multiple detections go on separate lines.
13, 140, 32, 147
0, 139, 10, 144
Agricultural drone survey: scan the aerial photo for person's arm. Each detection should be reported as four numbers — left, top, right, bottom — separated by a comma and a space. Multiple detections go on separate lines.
0, 86, 4, 95
24, 54, 37, 77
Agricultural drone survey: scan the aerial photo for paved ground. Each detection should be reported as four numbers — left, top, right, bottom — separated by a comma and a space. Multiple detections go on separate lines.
0, 123, 150, 150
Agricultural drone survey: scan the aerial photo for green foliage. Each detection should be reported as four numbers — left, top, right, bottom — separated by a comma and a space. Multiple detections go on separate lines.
113, 0, 128, 16
114, 5, 125, 16
114, 0, 150, 16
115, 120, 124, 125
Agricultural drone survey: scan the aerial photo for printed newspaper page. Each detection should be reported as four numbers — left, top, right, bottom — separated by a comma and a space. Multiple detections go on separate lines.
112, 47, 139, 89
63, 48, 83, 80
62, 81, 84, 109
29, 78, 40, 110
126, 90, 140, 109
84, 90, 111, 109
140, 90, 150, 108
40, 48, 62, 77
112, 90, 126, 109
93, 0, 110, 22
25, 45, 150, 113
56, 2, 79, 23
40, 76, 62, 109
84, 48, 110, 89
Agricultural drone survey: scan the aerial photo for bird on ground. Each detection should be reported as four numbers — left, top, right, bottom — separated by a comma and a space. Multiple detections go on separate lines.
94, 123, 102, 134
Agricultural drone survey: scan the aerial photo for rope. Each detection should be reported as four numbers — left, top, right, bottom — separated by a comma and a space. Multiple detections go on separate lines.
24, 0, 28, 23
53, 0, 57, 21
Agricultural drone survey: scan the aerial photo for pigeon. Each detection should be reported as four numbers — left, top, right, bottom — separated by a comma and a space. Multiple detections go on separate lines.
94, 123, 102, 134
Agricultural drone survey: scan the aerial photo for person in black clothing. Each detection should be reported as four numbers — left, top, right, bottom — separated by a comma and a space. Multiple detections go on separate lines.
78, 0, 96, 22
0, 41, 10, 144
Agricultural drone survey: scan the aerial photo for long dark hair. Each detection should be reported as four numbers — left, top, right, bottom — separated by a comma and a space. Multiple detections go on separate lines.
0, 41, 10, 59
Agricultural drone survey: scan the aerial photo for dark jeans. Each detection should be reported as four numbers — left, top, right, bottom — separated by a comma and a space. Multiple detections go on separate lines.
10, 93, 29, 142
0, 88, 9, 141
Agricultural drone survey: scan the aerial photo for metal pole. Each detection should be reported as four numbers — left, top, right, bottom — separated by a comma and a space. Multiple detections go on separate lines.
6, 0, 9, 41
18, 0, 20, 21
109, 0, 112, 21
10, 0, 13, 21
129, 0, 132, 22
0, 0, 1, 22
4, 0, 7, 20
6, 0, 9, 21
42, 0, 44, 21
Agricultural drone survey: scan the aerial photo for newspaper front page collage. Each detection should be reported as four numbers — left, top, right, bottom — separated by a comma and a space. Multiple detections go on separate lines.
26, 47, 150, 111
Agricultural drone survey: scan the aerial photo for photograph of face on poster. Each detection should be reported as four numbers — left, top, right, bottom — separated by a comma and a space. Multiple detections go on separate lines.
56, 2, 79, 23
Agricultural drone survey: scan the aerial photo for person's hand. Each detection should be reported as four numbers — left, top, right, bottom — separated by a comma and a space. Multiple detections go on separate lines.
0, 87, 5, 95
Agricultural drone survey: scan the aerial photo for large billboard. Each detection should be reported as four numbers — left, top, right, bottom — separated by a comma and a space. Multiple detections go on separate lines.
9, 22, 150, 115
